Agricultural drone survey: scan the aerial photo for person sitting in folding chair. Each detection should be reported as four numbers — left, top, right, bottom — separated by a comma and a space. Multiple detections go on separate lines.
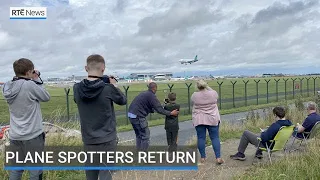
292, 102, 320, 143
230, 106, 292, 161
294, 101, 320, 138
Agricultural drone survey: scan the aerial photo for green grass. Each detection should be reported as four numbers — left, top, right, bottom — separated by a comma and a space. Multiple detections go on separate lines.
236, 139, 320, 180
1, 76, 319, 126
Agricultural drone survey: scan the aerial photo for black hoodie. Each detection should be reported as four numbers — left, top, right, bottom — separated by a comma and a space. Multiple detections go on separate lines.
73, 79, 126, 145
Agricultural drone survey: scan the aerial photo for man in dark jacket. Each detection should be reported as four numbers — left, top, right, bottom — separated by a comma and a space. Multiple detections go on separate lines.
73, 54, 126, 180
230, 106, 292, 161
128, 82, 179, 151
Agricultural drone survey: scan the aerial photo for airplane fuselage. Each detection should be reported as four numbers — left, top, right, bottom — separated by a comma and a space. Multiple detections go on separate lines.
179, 59, 198, 64
179, 55, 199, 65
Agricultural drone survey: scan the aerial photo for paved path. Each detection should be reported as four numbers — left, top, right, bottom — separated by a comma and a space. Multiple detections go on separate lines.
118, 109, 268, 146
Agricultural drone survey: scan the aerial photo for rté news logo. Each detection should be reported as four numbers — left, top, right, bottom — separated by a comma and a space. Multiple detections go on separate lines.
10, 7, 47, 20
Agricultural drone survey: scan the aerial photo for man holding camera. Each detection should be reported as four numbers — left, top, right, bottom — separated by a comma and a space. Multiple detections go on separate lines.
2, 58, 50, 180
73, 54, 126, 180
128, 82, 179, 151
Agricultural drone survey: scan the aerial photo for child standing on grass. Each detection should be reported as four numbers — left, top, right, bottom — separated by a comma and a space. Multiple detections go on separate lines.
164, 92, 180, 152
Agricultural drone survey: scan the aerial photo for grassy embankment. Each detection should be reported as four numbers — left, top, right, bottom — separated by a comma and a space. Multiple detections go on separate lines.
236, 138, 320, 179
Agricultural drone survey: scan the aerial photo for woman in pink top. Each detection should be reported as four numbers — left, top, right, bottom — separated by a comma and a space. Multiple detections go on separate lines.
191, 80, 224, 164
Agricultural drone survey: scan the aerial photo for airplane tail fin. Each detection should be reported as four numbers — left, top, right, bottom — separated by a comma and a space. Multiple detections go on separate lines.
195, 55, 198, 60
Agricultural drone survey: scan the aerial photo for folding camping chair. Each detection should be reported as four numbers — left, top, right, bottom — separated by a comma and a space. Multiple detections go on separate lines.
253, 125, 295, 164
291, 121, 320, 150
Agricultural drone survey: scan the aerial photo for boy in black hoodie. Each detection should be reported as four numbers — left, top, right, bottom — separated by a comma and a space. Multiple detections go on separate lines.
73, 54, 126, 180
230, 106, 292, 161
164, 92, 180, 152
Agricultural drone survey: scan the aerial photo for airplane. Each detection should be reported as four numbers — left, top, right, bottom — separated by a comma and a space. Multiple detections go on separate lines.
179, 55, 200, 65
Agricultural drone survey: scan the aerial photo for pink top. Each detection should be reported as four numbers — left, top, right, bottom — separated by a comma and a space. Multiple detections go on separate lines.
191, 87, 221, 127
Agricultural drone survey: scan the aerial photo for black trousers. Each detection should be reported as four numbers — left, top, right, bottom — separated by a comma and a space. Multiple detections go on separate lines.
166, 130, 178, 152
83, 139, 117, 180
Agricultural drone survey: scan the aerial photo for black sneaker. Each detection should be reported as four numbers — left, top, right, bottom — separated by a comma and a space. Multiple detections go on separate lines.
230, 152, 246, 161
255, 149, 263, 159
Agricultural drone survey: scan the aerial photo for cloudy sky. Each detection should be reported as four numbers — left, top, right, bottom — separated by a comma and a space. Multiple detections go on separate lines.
0, 0, 320, 80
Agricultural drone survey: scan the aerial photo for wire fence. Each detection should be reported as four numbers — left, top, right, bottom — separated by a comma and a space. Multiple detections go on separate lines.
1, 77, 320, 127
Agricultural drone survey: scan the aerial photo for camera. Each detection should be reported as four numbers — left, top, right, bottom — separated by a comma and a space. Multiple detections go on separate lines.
164, 98, 169, 104
102, 75, 118, 84
33, 70, 40, 76
102, 75, 110, 83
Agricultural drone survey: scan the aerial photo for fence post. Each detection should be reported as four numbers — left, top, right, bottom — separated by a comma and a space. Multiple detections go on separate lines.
283, 78, 289, 100
217, 81, 224, 109
298, 78, 304, 96
123, 86, 130, 125
265, 79, 271, 103
312, 77, 318, 95
254, 80, 260, 105
185, 83, 192, 114
64, 88, 70, 121
167, 84, 174, 92
275, 79, 280, 102
243, 80, 249, 106
291, 78, 297, 99
231, 81, 237, 108
306, 77, 311, 97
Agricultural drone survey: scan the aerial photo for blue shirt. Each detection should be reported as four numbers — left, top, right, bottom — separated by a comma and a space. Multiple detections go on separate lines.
128, 112, 137, 118
302, 112, 320, 132
297, 112, 320, 138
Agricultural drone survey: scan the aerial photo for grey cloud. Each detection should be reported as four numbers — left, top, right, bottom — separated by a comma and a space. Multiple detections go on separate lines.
113, 0, 126, 13
137, 0, 224, 36
252, 0, 319, 24
233, 0, 320, 42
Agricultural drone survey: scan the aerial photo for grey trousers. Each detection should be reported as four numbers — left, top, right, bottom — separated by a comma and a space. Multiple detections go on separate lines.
83, 139, 117, 180
9, 132, 45, 180
238, 130, 261, 154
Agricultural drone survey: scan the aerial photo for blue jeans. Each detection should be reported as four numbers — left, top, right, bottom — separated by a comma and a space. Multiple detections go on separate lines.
130, 117, 150, 151
292, 127, 307, 139
195, 124, 221, 159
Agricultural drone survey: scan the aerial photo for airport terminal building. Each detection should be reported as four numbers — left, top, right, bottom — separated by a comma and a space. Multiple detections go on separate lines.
129, 72, 173, 80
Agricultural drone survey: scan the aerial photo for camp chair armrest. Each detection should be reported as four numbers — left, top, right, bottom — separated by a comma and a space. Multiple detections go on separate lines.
257, 137, 274, 143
